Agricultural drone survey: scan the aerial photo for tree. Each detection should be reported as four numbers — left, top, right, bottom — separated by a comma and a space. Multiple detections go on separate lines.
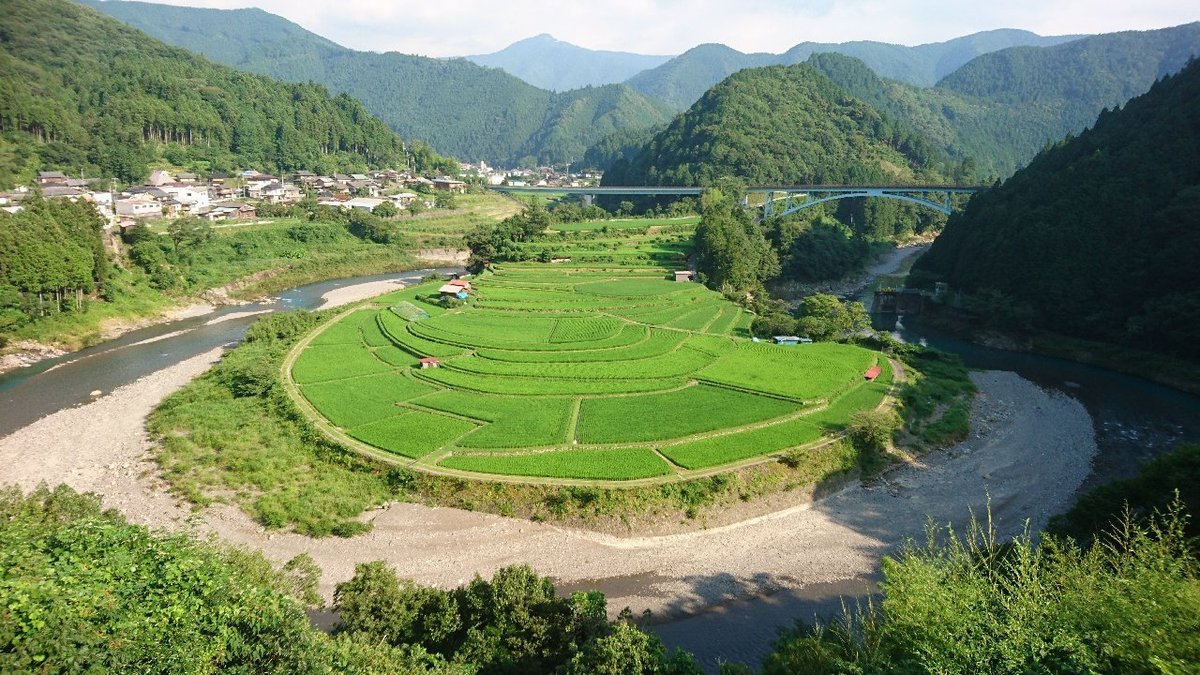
166, 216, 211, 253
373, 201, 398, 218
797, 293, 871, 341
694, 183, 778, 296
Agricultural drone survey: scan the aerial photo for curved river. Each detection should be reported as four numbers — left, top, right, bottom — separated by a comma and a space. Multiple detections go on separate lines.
2, 272, 1198, 670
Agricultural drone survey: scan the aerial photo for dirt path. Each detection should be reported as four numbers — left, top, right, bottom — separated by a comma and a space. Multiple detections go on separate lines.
0, 344, 1097, 622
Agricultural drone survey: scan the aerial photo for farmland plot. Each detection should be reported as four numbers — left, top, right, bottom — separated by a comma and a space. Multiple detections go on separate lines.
413, 391, 574, 448
440, 448, 671, 480
698, 343, 877, 401
347, 410, 476, 459
576, 385, 797, 444
289, 267, 892, 482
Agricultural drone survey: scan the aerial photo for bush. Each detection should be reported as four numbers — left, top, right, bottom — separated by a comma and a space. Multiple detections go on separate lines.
763, 503, 1200, 674
0, 484, 454, 673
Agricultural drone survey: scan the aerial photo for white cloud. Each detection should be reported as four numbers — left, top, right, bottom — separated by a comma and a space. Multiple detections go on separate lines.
103, 0, 1198, 56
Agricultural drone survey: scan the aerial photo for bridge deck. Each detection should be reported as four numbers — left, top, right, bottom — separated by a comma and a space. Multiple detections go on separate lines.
491, 185, 983, 195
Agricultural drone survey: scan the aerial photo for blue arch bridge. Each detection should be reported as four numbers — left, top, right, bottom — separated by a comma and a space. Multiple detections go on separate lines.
491, 185, 984, 216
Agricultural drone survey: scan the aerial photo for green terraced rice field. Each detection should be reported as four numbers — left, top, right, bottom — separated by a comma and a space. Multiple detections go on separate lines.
413, 391, 573, 448
440, 448, 671, 480
698, 343, 878, 401
576, 385, 798, 444
300, 373, 433, 428
348, 410, 476, 458
660, 417, 824, 469
288, 268, 892, 481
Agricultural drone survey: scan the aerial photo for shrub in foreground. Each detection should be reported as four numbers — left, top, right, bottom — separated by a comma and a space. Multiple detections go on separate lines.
763, 503, 1200, 674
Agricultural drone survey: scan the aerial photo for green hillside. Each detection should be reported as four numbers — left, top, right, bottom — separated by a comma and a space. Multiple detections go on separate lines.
79, 0, 675, 166
605, 64, 941, 186
0, 0, 405, 186
913, 59, 1200, 364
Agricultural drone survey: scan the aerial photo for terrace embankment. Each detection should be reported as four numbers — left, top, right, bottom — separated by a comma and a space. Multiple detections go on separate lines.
0, 350, 1096, 628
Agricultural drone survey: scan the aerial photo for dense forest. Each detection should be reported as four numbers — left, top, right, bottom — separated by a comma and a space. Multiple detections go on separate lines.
603, 63, 944, 187
913, 58, 1200, 364
0, 0, 409, 187
79, 0, 676, 167
0, 198, 107, 332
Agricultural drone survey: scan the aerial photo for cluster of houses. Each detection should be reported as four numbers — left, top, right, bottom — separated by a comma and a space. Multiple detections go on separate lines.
460, 161, 600, 188
0, 168, 474, 228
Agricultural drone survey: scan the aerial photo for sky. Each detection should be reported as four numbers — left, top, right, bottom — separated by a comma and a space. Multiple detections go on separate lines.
108, 0, 1199, 57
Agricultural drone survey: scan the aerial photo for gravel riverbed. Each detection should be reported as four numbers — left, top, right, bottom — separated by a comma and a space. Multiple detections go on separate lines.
0, 363, 1097, 626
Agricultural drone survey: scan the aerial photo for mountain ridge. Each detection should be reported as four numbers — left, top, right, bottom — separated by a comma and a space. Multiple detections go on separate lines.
78, 0, 675, 166
465, 34, 672, 91
625, 29, 1084, 110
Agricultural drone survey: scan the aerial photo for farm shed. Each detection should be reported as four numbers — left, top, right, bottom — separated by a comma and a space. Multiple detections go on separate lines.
439, 284, 469, 299
419, 357, 441, 369
864, 365, 883, 381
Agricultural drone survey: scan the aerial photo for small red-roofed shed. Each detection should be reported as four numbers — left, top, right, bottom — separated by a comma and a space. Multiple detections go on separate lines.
419, 357, 441, 369
864, 365, 883, 381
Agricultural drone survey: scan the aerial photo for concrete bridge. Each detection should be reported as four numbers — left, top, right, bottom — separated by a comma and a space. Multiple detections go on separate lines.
490, 184, 984, 216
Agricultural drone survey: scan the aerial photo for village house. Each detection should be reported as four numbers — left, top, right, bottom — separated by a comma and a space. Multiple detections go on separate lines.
349, 180, 380, 197
432, 177, 467, 193
115, 193, 162, 219
344, 197, 385, 212
199, 201, 256, 222
37, 171, 69, 186
388, 192, 419, 208
159, 184, 210, 213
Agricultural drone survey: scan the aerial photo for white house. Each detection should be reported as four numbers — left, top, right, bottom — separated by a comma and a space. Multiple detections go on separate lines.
344, 197, 385, 211
115, 194, 162, 218
160, 184, 210, 212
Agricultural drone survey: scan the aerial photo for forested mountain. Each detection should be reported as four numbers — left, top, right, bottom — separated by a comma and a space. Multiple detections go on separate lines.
604, 63, 942, 187
624, 44, 779, 111
465, 34, 672, 91
931, 23, 1200, 173
913, 59, 1200, 364
624, 30, 1080, 110
796, 24, 1200, 178
0, 0, 406, 186
79, 0, 676, 166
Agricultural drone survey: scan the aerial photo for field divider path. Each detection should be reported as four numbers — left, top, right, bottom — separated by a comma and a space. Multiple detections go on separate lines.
567, 397, 583, 444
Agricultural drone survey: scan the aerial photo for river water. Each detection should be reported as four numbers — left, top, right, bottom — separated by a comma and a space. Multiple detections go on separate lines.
0, 268, 460, 439
1, 270, 1198, 671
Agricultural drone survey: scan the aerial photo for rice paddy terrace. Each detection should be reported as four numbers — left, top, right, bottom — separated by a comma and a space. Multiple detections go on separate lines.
284, 267, 893, 485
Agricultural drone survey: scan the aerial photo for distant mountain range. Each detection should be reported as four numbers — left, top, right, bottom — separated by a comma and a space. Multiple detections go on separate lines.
465, 34, 671, 92
73, 0, 1200, 178
77, 0, 675, 167
625, 29, 1084, 110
